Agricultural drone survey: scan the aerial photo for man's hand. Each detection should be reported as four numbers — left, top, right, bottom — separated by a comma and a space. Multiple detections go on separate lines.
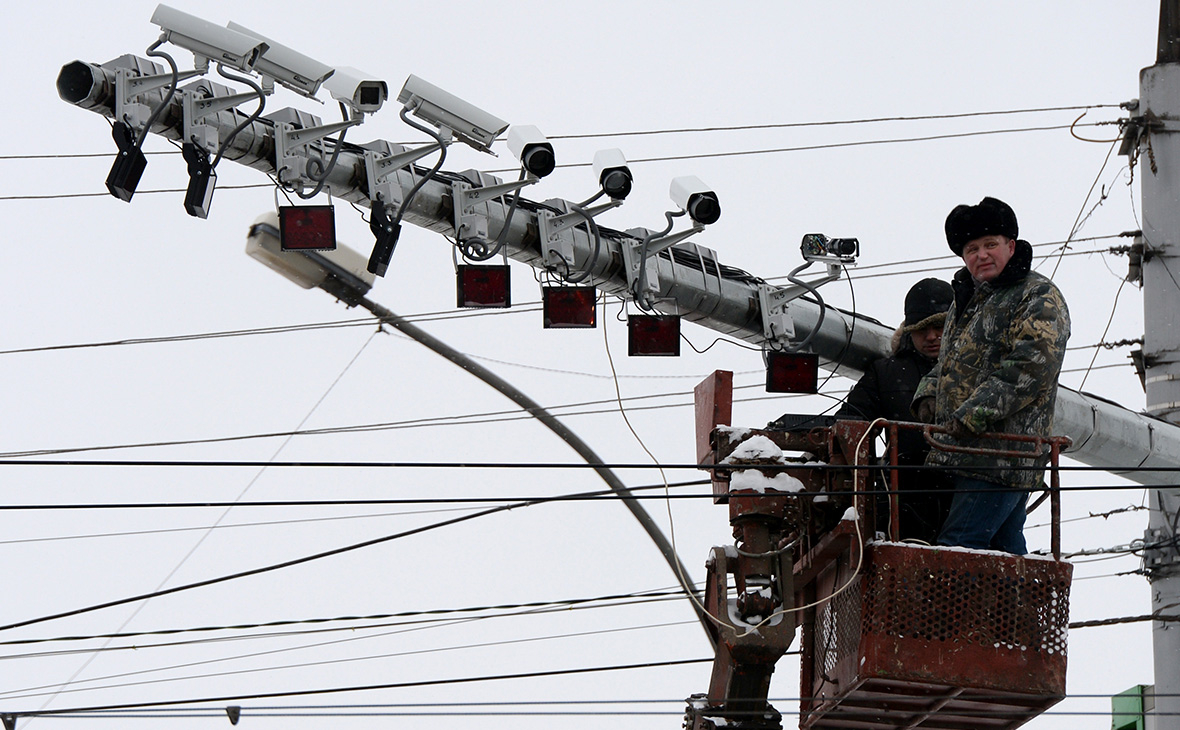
914, 397, 936, 423
943, 418, 973, 440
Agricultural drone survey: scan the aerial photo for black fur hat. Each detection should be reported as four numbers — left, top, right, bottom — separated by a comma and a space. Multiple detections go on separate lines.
902, 278, 953, 333
944, 197, 1019, 255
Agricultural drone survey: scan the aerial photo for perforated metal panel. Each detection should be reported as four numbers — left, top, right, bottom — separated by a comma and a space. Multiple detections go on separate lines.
801, 543, 1072, 729
814, 578, 861, 687
862, 553, 1070, 656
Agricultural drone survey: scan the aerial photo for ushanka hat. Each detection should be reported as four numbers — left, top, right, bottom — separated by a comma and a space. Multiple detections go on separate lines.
902, 278, 953, 333
944, 196, 1019, 255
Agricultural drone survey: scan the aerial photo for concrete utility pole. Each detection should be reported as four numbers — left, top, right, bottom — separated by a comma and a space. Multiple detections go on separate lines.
1134, 1, 1180, 722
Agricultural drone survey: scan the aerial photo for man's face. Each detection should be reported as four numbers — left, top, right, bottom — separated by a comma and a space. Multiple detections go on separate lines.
909, 323, 943, 359
962, 235, 1016, 282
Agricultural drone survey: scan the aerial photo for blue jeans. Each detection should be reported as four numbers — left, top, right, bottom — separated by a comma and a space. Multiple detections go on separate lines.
936, 475, 1028, 555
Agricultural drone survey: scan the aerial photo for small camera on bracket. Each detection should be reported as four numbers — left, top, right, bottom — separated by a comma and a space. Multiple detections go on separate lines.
800, 233, 858, 264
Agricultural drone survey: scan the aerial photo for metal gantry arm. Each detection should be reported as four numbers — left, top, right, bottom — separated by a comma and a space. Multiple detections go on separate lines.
56, 55, 889, 363
56, 53, 1180, 488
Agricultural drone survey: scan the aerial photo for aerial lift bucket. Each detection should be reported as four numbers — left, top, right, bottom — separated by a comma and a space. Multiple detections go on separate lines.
691, 371, 1074, 730
797, 424, 1073, 729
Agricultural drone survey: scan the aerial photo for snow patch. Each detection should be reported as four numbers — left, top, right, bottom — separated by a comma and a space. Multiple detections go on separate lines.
722, 435, 784, 463
869, 540, 1061, 561
730, 469, 805, 494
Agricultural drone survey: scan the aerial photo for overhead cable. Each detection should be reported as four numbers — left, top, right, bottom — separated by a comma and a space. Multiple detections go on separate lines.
0, 657, 712, 718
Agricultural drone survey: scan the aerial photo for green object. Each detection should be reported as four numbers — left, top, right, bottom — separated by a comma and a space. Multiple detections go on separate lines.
1112, 685, 1151, 730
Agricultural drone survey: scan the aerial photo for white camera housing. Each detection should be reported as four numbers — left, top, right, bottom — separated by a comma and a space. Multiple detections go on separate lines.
225, 22, 334, 97
593, 148, 633, 200
323, 66, 388, 115
397, 75, 508, 153
507, 125, 555, 178
151, 4, 267, 73
669, 175, 721, 225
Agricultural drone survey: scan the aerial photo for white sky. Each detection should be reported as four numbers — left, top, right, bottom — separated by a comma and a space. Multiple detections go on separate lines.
0, 1, 1166, 728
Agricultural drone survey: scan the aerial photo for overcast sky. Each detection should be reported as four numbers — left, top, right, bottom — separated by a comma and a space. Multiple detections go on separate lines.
0, 2, 1167, 729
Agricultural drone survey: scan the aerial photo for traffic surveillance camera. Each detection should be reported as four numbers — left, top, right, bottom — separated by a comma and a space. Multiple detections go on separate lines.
397, 75, 508, 153
151, 4, 268, 73
669, 175, 720, 225
225, 22, 334, 97
800, 233, 859, 264
593, 148, 632, 200
323, 66, 387, 115
507, 125, 555, 178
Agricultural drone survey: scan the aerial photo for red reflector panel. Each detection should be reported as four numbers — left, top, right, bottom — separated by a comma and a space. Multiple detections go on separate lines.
457, 265, 511, 308
628, 315, 680, 356
766, 351, 819, 393
543, 286, 597, 328
279, 205, 337, 250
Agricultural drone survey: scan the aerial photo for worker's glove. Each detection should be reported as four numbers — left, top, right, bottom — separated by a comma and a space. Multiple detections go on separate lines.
913, 397, 936, 424
943, 418, 972, 440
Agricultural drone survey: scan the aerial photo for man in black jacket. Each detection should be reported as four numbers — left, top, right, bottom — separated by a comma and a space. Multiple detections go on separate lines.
837, 278, 953, 543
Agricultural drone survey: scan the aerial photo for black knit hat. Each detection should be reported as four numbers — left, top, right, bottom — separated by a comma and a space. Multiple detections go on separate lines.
902, 278, 953, 333
944, 196, 1019, 255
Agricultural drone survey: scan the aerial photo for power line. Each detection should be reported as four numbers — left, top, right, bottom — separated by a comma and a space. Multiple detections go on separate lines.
0, 480, 714, 511
547, 104, 1122, 139
2, 122, 1116, 202
1071, 613, 1180, 629
0, 478, 753, 634
484, 122, 1115, 175
1061, 362, 1132, 375
1, 104, 1119, 163
0, 383, 797, 459
0, 232, 1129, 367
0, 495, 547, 633
617, 122, 1108, 166
844, 246, 1125, 283
4, 458, 1179, 474
30, 690, 1164, 713
0, 505, 484, 546
18, 689, 1179, 721
0, 317, 381, 356
0, 479, 1162, 514
0, 619, 704, 703
0, 596, 699, 699
0, 587, 692, 651
0, 151, 176, 161
3, 657, 713, 717
0, 183, 273, 202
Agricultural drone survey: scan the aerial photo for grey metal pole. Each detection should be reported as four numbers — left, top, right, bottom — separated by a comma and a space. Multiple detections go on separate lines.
1137, 2, 1180, 720
347, 292, 716, 647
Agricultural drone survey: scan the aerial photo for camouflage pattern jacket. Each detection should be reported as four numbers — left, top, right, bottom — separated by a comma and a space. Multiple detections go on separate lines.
912, 240, 1070, 489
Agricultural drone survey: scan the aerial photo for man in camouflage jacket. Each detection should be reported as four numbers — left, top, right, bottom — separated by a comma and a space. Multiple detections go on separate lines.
912, 197, 1070, 554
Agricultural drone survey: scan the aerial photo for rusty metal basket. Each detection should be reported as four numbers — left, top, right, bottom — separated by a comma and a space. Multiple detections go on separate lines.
800, 543, 1072, 729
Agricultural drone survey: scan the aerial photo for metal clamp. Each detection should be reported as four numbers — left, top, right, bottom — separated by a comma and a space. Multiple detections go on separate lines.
757, 263, 842, 348
181, 87, 263, 155
363, 141, 445, 212
274, 117, 364, 188
114, 66, 202, 133
452, 176, 534, 243
537, 198, 620, 271
621, 224, 704, 307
